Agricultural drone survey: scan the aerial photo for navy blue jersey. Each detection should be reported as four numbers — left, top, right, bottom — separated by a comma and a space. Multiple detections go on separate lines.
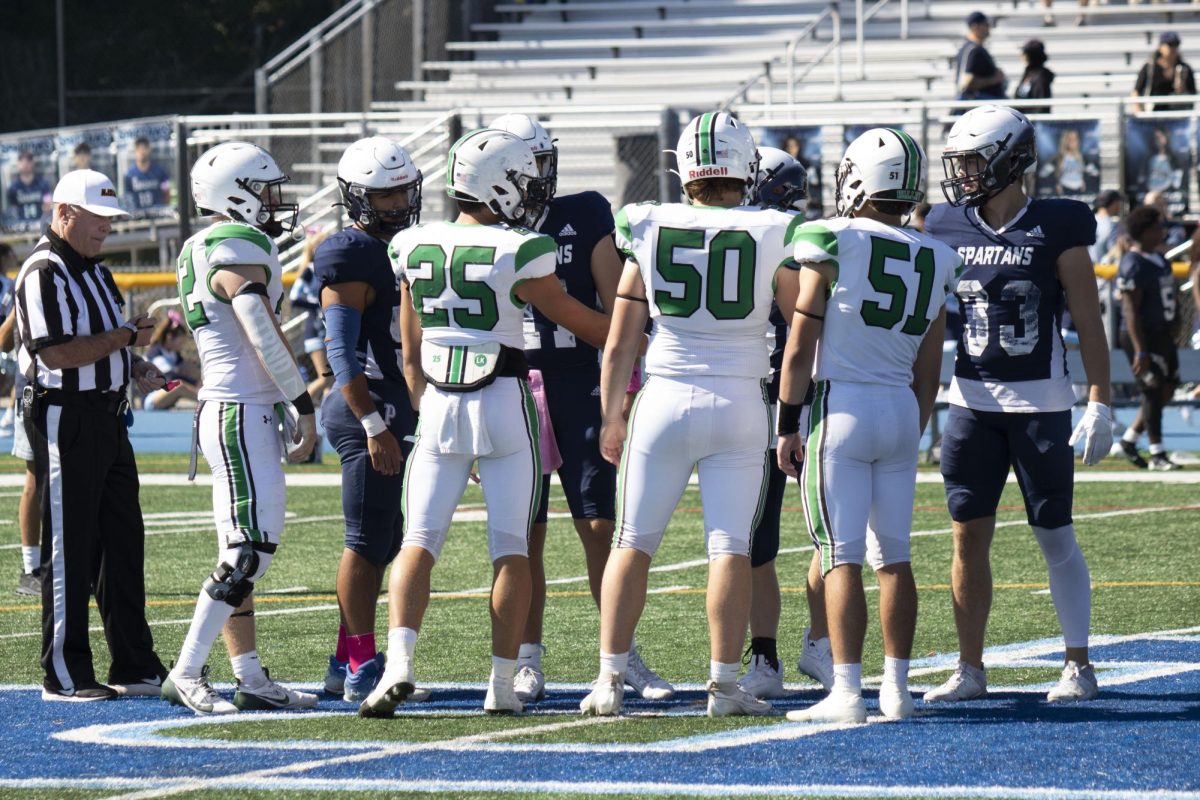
123, 163, 170, 211
524, 191, 615, 371
1117, 250, 1177, 334
6, 177, 51, 224
926, 198, 1095, 412
314, 227, 402, 382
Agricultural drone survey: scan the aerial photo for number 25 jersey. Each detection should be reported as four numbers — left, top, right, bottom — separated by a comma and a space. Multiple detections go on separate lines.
615, 202, 802, 379
793, 217, 960, 388
176, 221, 285, 405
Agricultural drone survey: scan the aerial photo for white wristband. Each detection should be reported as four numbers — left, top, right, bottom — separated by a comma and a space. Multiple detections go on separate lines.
361, 411, 388, 438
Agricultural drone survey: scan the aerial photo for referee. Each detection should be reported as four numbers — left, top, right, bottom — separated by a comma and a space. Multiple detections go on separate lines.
15, 170, 167, 701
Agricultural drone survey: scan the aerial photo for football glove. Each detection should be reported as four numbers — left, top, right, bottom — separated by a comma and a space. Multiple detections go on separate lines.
1068, 401, 1113, 466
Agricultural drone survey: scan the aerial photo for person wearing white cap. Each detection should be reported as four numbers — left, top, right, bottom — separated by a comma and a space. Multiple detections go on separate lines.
14, 168, 169, 702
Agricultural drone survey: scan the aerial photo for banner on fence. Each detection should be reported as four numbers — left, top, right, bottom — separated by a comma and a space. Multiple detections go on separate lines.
1033, 120, 1101, 204
1125, 117, 1191, 215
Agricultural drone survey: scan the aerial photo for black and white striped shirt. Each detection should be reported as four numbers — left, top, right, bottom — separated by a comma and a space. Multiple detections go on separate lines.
15, 229, 131, 392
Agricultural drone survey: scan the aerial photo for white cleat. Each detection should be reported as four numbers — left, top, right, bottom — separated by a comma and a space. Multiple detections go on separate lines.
484, 679, 524, 715
626, 646, 674, 700
233, 673, 319, 711
786, 688, 867, 724
923, 661, 987, 703
580, 672, 625, 716
357, 659, 415, 718
1046, 661, 1098, 702
513, 665, 546, 703
737, 654, 786, 699
161, 668, 238, 716
878, 682, 915, 720
797, 628, 833, 691
707, 680, 773, 717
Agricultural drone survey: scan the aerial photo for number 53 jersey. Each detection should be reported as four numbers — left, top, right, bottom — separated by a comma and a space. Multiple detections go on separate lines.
176, 221, 286, 405
615, 202, 802, 379
793, 217, 961, 387
925, 198, 1096, 412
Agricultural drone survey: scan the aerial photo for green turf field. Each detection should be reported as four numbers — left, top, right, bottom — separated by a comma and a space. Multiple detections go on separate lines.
2, 473, 1197, 800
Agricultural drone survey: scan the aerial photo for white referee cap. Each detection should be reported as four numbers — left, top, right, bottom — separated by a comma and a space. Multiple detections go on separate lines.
52, 170, 129, 218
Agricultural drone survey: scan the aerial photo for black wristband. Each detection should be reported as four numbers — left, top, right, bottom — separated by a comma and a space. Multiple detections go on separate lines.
291, 391, 315, 415
126, 326, 138, 348
777, 401, 803, 436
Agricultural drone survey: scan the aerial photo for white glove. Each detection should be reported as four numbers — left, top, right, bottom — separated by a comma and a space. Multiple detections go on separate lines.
1069, 401, 1113, 466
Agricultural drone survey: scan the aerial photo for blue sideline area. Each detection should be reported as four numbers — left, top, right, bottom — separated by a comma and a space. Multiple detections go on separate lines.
2, 635, 1198, 798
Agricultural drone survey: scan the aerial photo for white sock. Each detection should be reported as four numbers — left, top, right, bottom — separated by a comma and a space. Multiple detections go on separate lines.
231, 650, 268, 688
387, 627, 419, 662
491, 655, 517, 682
600, 651, 628, 676
832, 662, 862, 694
710, 660, 740, 686
173, 592, 236, 679
883, 656, 909, 691
1032, 525, 1091, 649
518, 642, 543, 670
1122, 427, 1140, 444
1149, 442, 1165, 455
21, 545, 38, 574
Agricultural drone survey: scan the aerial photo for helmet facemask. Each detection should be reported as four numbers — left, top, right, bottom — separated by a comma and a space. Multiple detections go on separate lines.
339, 174, 423, 237
234, 176, 297, 237
512, 168, 553, 226
940, 134, 1036, 207
757, 160, 808, 212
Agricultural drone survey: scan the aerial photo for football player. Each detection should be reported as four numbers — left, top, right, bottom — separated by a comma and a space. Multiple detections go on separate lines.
737, 145, 815, 699
360, 129, 611, 717
488, 113, 671, 704
778, 129, 958, 723
162, 142, 318, 715
924, 105, 1112, 704
318, 137, 423, 703
582, 112, 801, 718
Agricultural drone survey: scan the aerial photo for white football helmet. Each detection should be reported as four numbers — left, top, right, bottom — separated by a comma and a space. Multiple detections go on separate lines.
941, 104, 1037, 207
752, 146, 809, 212
836, 128, 926, 217
191, 141, 297, 236
445, 128, 550, 224
673, 111, 758, 198
489, 113, 558, 213
337, 137, 422, 236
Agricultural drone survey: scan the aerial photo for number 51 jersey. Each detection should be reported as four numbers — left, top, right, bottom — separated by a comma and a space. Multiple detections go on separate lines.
925, 198, 1096, 413
793, 216, 961, 387
176, 220, 286, 405
615, 202, 802, 379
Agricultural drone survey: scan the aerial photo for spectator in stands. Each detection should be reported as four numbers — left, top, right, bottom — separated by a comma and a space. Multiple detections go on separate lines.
1117, 204, 1183, 471
1090, 189, 1124, 265
1132, 33, 1196, 112
1039, 0, 1094, 28
5, 152, 52, 229
141, 311, 199, 410
1013, 39, 1054, 115
955, 12, 1006, 102
1142, 190, 1187, 251
71, 143, 93, 172
123, 137, 171, 215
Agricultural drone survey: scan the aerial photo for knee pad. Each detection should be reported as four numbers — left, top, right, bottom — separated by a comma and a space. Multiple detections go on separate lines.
1032, 524, 1079, 568
401, 529, 447, 563
865, 526, 910, 572
706, 528, 751, 561
488, 527, 529, 562
613, 523, 663, 559
204, 540, 276, 607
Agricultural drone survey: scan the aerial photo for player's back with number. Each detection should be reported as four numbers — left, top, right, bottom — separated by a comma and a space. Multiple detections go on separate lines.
176, 220, 285, 404
616, 202, 801, 378
798, 217, 959, 387
390, 221, 555, 348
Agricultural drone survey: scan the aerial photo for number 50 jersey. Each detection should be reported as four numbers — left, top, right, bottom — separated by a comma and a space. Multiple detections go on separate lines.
793, 217, 961, 387
925, 198, 1096, 412
615, 202, 802, 379
176, 220, 286, 405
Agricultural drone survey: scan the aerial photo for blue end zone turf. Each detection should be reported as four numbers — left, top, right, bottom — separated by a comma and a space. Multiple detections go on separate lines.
4, 632, 1199, 798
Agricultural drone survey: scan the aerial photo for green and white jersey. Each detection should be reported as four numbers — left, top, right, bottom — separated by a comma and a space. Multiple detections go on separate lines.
176, 220, 285, 404
615, 202, 802, 379
389, 221, 557, 349
793, 216, 961, 387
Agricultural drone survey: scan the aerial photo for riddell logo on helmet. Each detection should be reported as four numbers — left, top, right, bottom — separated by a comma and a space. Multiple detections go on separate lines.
687, 166, 730, 179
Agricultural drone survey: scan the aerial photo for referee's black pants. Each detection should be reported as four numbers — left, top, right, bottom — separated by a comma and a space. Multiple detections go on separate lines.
30, 393, 165, 692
